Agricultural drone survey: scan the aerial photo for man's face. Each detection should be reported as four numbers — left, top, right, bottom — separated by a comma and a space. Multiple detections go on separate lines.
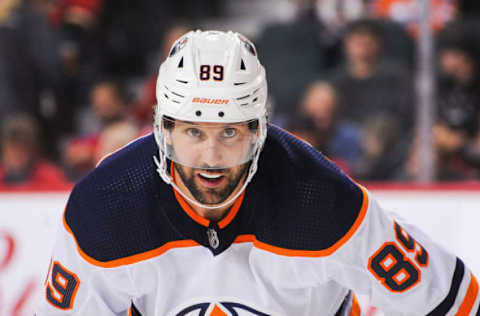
2, 141, 33, 173
166, 120, 257, 205
91, 83, 122, 121
302, 83, 338, 131
440, 49, 475, 85
345, 31, 380, 63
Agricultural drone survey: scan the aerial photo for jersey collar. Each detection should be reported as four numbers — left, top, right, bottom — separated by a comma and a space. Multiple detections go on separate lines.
170, 161, 245, 228
157, 161, 252, 255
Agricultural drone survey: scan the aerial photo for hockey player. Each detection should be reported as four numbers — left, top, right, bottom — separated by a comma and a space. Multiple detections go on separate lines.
36, 30, 479, 315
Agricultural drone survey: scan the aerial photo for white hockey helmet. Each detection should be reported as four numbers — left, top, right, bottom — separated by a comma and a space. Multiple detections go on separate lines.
153, 30, 268, 209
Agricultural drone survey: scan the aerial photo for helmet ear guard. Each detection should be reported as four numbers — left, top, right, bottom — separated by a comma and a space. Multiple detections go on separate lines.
153, 30, 268, 209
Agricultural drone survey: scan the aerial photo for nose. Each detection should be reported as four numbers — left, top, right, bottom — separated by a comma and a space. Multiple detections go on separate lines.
199, 138, 224, 168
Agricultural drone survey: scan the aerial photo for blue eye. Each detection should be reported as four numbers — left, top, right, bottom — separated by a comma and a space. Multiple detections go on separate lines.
186, 128, 202, 137
223, 128, 237, 138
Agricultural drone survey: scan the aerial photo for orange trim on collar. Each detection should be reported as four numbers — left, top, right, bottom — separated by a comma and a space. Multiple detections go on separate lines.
218, 191, 244, 229
170, 161, 245, 228
173, 189, 211, 227
63, 208, 255, 268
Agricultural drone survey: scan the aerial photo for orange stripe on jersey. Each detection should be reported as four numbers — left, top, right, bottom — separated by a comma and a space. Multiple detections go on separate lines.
455, 272, 479, 316
253, 185, 369, 257
218, 191, 245, 229
350, 294, 361, 316
64, 204, 256, 267
127, 307, 132, 316
63, 212, 200, 268
173, 188, 211, 226
234, 234, 255, 243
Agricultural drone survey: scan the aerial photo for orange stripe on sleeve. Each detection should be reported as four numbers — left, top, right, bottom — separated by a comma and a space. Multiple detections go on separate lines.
253, 185, 369, 257
350, 294, 361, 316
455, 272, 479, 316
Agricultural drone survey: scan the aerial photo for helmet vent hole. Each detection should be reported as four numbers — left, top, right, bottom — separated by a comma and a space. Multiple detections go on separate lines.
171, 91, 184, 98
164, 94, 169, 99
252, 97, 258, 103
240, 59, 246, 70
178, 57, 184, 68
218, 111, 224, 117
234, 82, 246, 86
236, 94, 250, 101
195, 110, 202, 117
176, 79, 188, 84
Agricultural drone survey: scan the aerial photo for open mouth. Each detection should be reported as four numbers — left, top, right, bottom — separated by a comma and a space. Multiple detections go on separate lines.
197, 172, 225, 188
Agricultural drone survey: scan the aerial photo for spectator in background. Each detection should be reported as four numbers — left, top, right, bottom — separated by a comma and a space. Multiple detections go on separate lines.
256, 2, 346, 125
133, 23, 191, 130
98, 0, 221, 79
0, 0, 63, 160
50, 0, 104, 139
0, 113, 68, 189
330, 19, 413, 180
437, 21, 480, 133
95, 120, 140, 163
399, 128, 480, 181
424, 22, 480, 179
356, 114, 408, 180
291, 81, 361, 173
63, 79, 139, 180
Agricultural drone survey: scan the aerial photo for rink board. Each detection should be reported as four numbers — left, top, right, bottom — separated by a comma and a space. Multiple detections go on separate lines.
0, 186, 479, 315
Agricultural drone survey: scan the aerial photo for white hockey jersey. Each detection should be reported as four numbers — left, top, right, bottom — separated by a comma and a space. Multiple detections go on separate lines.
35, 125, 479, 315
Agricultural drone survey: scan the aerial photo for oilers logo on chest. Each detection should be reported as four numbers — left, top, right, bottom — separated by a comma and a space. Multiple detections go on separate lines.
172, 301, 270, 316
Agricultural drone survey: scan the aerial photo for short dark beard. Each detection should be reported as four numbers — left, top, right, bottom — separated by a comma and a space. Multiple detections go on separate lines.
174, 163, 249, 205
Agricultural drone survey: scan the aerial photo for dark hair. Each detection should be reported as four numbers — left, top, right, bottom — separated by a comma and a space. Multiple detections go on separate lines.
437, 24, 478, 61
344, 19, 384, 43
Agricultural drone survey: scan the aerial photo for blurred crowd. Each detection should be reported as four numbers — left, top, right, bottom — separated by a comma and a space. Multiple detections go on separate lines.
1, 0, 480, 189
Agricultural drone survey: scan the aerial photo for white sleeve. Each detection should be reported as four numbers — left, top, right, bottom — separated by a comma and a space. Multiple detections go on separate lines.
328, 187, 479, 315
34, 219, 134, 316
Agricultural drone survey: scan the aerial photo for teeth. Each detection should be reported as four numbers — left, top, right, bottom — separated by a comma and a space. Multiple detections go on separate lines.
199, 173, 222, 179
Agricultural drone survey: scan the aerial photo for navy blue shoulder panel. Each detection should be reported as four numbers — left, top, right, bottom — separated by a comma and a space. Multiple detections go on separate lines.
252, 124, 365, 251
64, 134, 181, 262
